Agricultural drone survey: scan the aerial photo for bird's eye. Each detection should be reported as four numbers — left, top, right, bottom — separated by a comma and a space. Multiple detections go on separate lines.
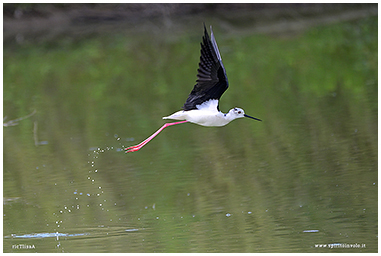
238, 111, 242, 114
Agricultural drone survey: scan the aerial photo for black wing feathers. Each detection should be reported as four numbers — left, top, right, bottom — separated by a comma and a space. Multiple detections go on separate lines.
182, 25, 229, 111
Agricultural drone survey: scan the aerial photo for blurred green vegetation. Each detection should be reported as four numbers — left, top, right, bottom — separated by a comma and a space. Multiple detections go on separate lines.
3, 16, 377, 252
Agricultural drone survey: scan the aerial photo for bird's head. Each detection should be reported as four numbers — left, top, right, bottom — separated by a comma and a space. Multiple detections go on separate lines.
228, 107, 262, 121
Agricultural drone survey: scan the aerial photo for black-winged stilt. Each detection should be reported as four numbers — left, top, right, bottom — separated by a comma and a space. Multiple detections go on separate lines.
125, 24, 261, 153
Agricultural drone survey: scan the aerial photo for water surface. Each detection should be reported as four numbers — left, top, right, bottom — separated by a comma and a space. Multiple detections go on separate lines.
3, 7, 377, 253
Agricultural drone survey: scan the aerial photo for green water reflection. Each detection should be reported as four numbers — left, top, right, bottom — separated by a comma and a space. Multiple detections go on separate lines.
3, 15, 377, 252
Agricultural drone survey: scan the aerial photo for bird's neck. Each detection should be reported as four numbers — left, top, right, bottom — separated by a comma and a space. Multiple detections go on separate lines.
223, 112, 237, 123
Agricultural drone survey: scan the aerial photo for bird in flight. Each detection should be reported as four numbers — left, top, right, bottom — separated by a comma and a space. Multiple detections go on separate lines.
125, 24, 261, 153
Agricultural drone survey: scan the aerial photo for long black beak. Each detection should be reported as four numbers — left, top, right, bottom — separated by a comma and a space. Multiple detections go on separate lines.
244, 114, 262, 122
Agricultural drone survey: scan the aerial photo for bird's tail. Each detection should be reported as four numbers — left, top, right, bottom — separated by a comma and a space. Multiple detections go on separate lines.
162, 111, 186, 121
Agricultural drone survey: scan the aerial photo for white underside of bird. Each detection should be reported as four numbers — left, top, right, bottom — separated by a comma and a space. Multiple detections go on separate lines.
162, 99, 246, 127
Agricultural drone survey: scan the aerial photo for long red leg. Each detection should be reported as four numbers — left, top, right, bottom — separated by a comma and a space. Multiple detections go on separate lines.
125, 121, 188, 153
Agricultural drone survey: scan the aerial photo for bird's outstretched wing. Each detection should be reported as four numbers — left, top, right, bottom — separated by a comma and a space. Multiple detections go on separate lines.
182, 24, 229, 111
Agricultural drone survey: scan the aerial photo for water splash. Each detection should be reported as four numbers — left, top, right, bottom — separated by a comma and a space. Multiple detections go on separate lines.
6, 232, 88, 239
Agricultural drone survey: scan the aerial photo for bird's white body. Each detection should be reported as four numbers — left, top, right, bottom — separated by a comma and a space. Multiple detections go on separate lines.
162, 99, 246, 127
